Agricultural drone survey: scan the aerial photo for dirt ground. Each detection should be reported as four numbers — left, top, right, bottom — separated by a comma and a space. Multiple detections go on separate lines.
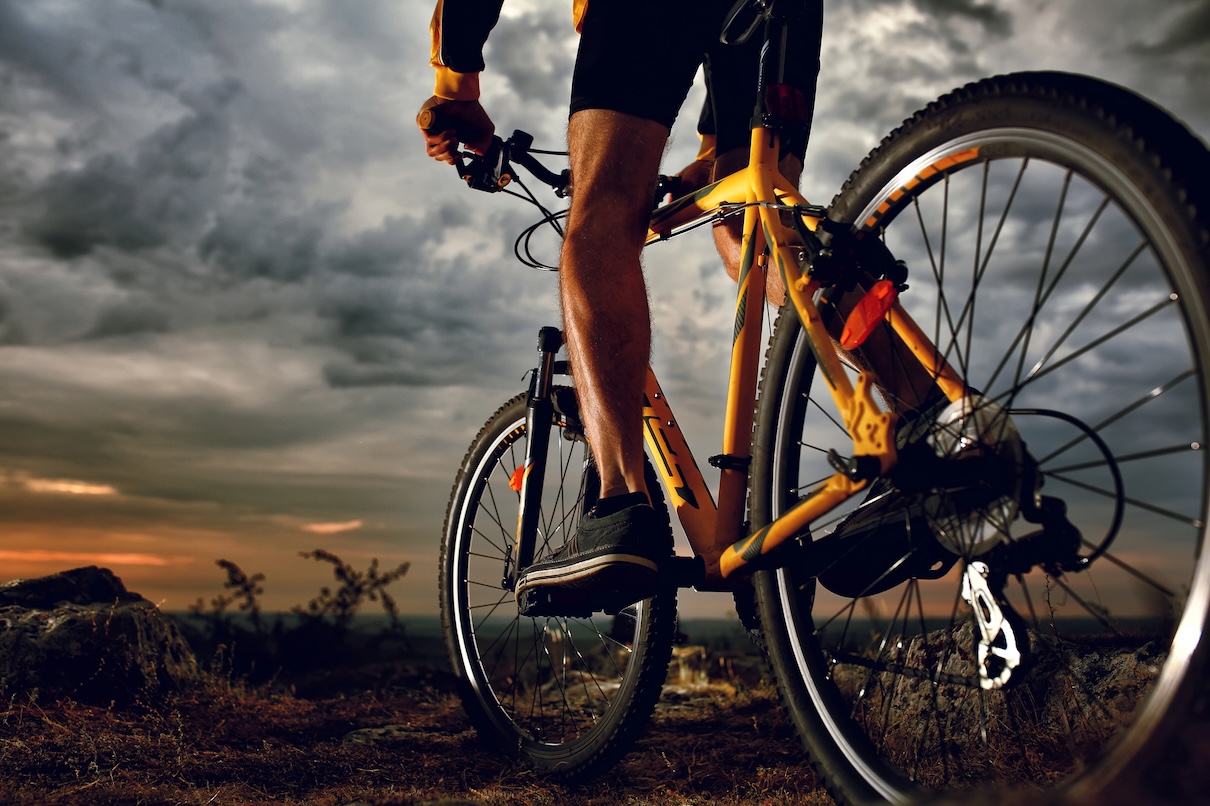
0, 660, 831, 806
1, 644, 1207, 806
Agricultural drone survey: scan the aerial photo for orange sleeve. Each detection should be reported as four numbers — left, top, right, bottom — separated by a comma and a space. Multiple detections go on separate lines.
430, 0, 504, 100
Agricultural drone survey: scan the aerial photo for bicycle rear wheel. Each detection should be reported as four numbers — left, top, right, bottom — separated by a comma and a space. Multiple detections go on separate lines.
752, 72, 1210, 803
440, 393, 676, 780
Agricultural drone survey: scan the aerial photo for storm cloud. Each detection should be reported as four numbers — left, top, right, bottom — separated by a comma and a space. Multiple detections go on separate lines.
1, 0, 1206, 614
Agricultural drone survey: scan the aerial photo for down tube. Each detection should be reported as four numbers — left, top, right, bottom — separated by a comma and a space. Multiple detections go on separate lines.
640, 371, 717, 563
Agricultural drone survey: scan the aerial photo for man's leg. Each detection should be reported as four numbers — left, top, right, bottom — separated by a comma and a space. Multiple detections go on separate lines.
561, 109, 670, 502
513, 109, 673, 615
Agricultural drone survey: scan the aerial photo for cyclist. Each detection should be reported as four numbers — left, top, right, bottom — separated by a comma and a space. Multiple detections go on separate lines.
420, 0, 823, 613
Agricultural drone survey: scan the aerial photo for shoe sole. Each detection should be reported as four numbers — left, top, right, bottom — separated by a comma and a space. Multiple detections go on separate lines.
516, 551, 658, 587
515, 555, 661, 617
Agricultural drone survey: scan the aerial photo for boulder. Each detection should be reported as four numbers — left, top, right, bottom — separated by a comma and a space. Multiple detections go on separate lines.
0, 566, 200, 704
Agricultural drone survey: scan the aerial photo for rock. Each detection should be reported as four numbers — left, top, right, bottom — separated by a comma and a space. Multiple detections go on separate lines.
342, 725, 431, 745
0, 566, 200, 705
0, 565, 143, 608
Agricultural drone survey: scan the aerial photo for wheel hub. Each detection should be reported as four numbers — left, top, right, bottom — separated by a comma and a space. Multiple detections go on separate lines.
923, 395, 1026, 556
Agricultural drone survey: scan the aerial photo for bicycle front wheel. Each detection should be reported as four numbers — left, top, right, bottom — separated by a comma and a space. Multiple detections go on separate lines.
752, 72, 1210, 804
440, 393, 676, 780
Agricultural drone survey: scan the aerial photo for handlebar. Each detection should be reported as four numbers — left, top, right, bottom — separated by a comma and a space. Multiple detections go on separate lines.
419, 111, 682, 206
452, 130, 572, 196
454, 134, 685, 210
417, 108, 572, 196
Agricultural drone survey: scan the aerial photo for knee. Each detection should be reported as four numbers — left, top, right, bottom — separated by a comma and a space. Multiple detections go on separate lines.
567, 110, 668, 240
567, 176, 657, 246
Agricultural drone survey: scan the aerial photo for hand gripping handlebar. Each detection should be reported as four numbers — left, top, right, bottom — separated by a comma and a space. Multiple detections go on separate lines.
418, 109, 571, 196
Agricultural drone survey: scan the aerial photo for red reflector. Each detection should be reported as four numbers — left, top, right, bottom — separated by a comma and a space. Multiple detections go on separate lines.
766, 83, 808, 123
509, 465, 526, 493
840, 280, 898, 350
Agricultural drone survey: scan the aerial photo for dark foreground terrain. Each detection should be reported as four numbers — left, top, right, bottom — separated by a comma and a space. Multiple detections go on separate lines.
0, 634, 831, 806
1, 625, 1208, 806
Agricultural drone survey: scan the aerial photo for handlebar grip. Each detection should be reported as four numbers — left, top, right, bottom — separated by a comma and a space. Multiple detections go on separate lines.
417, 108, 470, 179
416, 107, 446, 133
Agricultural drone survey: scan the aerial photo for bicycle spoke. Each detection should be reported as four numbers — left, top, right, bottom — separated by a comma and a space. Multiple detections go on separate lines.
929, 175, 957, 378
445, 397, 674, 762
757, 72, 1210, 802
805, 391, 848, 436
865, 583, 919, 744
567, 624, 617, 712
467, 578, 509, 597
1036, 369, 1195, 465
1009, 234, 1141, 398
1048, 576, 1120, 635
985, 169, 1072, 393
1045, 469, 1200, 527
1022, 295, 1177, 387
1045, 442, 1199, 474
856, 583, 912, 707
933, 159, 1030, 384
996, 195, 1117, 401
1078, 543, 1179, 599
484, 617, 527, 694
477, 484, 511, 550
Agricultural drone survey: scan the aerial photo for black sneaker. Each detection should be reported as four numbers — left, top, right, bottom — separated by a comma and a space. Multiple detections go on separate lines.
515, 492, 672, 617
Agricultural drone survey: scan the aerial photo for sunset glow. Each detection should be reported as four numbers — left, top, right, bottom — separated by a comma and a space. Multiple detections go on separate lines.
0, 550, 191, 567
0, 0, 1203, 622
302, 520, 364, 535
19, 478, 119, 496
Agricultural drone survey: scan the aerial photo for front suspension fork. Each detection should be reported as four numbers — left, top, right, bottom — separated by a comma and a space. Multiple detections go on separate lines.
510, 326, 564, 583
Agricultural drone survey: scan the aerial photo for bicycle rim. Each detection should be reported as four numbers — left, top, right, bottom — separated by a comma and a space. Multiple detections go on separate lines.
754, 73, 1210, 803
440, 394, 674, 778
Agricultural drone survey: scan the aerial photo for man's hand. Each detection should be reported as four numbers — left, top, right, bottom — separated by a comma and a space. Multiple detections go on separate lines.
417, 97, 495, 164
668, 157, 714, 200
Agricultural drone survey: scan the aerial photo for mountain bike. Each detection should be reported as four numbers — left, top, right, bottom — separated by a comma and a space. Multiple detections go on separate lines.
431, 2, 1210, 803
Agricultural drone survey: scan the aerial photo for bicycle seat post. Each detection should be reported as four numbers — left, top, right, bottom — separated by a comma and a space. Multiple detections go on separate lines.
750, 3, 811, 145
756, 5, 790, 93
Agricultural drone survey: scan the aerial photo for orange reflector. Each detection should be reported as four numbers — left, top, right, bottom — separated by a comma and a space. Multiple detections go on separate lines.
509, 465, 526, 493
840, 280, 898, 350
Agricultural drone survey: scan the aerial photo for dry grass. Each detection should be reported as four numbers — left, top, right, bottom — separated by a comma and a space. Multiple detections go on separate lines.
0, 658, 832, 806
2, 636, 1206, 806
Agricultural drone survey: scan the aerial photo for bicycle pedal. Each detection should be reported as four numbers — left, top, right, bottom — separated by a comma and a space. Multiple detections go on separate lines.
516, 587, 594, 619
517, 582, 664, 618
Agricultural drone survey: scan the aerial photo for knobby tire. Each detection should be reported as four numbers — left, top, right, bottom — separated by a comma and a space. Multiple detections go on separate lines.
751, 71, 1210, 804
440, 393, 676, 780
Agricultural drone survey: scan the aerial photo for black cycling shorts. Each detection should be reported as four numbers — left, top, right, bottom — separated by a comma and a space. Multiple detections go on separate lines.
569, 0, 823, 158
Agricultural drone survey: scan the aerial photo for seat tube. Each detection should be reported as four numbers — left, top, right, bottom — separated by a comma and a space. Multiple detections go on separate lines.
514, 326, 562, 571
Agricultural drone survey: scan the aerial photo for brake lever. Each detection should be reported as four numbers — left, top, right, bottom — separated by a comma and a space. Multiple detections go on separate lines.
417, 108, 510, 190
419, 111, 568, 195
457, 136, 512, 193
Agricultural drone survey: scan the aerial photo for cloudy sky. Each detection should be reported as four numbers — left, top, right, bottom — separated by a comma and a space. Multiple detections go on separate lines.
1, 0, 1207, 616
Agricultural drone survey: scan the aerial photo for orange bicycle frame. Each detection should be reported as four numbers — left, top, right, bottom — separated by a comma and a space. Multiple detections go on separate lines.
641, 122, 964, 584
